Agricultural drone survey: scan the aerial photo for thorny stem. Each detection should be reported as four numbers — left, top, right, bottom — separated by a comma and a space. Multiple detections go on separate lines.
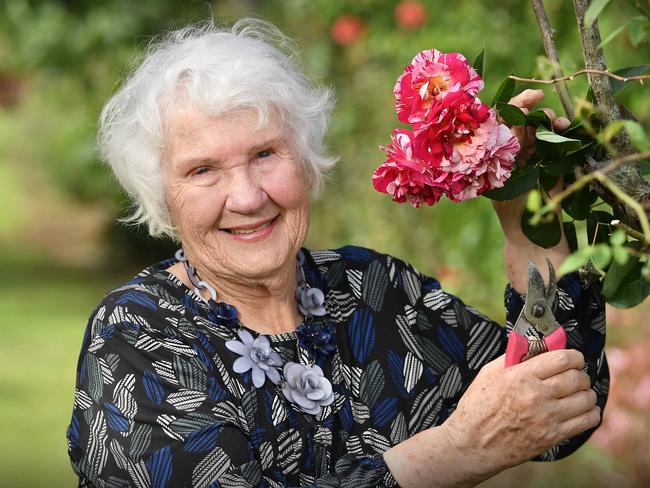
530, 0, 575, 119
509, 68, 650, 85
611, 219, 647, 242
592, 172, 650, 243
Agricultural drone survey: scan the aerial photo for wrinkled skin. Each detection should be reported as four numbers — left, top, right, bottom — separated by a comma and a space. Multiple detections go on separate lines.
442, 349, 599, 476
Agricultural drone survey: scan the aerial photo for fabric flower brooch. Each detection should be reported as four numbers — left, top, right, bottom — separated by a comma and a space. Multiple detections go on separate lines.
373, 49, 520, 206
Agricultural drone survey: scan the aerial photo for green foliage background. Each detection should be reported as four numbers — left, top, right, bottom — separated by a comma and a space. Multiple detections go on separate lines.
0, 0, 648, 486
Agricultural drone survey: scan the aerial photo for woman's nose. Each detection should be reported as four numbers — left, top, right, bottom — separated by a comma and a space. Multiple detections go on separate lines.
224, 168, 268, 214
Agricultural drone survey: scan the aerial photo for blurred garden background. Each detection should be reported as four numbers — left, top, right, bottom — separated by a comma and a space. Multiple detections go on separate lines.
0, 0, 649, 486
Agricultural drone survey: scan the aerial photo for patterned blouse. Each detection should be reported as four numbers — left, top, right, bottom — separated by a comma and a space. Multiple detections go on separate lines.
67, 246, 608, 487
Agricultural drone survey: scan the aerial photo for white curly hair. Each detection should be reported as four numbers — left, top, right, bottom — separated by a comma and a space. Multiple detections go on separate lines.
98, 18, 337, 238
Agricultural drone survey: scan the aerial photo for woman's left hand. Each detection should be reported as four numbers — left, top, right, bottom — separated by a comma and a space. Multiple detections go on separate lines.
491, 89, 571, 242
491, 89, 571, 292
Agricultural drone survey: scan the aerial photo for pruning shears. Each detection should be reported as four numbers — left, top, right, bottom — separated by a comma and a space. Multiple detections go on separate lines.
505, 259, 567, 367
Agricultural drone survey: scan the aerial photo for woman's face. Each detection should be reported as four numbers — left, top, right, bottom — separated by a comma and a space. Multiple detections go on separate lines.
161, 106, 311, 282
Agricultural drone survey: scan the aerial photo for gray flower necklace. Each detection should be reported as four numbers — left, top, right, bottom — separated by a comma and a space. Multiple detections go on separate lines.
175, 249, 336, 416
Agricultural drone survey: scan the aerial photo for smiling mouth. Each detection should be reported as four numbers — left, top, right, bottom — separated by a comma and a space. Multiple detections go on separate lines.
223, 216, 277, 235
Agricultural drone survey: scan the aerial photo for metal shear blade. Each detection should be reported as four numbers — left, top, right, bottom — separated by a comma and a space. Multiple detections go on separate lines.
520, 259, 559, 336
506, 259, 567, 367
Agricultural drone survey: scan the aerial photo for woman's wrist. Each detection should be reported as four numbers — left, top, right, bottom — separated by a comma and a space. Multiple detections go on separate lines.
503, 235, 570, 294
383, 424, 494, 488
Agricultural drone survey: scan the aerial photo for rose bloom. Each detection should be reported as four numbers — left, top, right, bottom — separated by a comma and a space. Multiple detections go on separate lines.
414, 91, 491, 165
395, 49, 483, 126
373, 129, 443, 207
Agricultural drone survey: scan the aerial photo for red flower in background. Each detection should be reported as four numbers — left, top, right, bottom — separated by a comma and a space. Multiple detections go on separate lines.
331, 15, 365, 46
374, 48, 520, 206
395, 1, 427, 29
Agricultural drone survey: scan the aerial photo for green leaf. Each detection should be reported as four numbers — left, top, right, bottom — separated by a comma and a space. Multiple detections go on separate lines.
558, 247, 595, 276
587, 211, 613, 245
562, 185, 597, 220
602, 250, 638, 298
628, 16, 649, 47
610, 229, 627, 247
584, 0, 611, 27
525, 109, 553, 130
483, 165, 539, 200
605, 260, 650, 308
611, 65, 650, 96
612, 247, 629, 266
542, 143, 595, 177
497, 103, 527, 126
597, 23, 628, 49
535, 130, 582, 149
591, 244, 612, 269
623, 120, 650, 151
522, 208, 562, 248
564, 221, 578, 252
539, 169, 560, 191
473, 49, 485, 79
491, 74, 516, 107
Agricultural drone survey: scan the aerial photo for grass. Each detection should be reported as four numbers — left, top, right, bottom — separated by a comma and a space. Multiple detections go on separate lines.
0, 258, 130, 487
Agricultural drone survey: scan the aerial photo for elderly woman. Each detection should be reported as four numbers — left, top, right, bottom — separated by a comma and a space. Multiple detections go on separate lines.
67, 19, 608, 488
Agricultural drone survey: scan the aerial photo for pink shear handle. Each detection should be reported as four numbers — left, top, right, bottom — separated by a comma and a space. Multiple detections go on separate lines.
505, 327, 567, 367
544, 326, 567, 352
505, 331, 530, 367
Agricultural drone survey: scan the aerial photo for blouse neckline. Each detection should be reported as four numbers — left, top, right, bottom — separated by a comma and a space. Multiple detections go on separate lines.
149, 250, 314, 343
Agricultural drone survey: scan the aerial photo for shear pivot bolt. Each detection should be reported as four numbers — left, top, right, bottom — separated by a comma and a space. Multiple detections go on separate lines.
532, 303, 545, 318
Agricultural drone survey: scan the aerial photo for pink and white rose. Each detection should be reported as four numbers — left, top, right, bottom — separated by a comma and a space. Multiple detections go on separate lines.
375, 48, 520, 206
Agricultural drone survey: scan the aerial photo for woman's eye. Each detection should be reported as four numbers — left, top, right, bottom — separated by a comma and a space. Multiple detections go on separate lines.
257, 149, 274, 159
192, 167, 210, 176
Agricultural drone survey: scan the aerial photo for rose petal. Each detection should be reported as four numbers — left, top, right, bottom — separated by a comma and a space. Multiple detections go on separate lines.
311, 305, 327, 317
309, 364, 324, 377
282, 384, 295, 403
290, 390, 316, 410
318, 377, 333, 399
320, 390, 335, 406
306, 389, 325, 401
284, 362, 305, 385
306, 288, 325, 306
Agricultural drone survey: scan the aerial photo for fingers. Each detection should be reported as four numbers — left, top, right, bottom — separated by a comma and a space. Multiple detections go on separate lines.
544, 367, 591, 399
553, 116, 570, 131
509, 90, 571, 133
553, 388, 598, 422
524, 349, 585, 380
509, 89, 545, 110
557, 405, 602, 441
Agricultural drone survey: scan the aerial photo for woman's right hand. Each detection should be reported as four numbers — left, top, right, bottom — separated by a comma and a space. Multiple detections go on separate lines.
442, 349, 600, 477
383, 349, 600, 487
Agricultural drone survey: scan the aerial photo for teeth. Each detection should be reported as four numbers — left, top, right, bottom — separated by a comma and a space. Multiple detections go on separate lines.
229, 222, 271, 235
